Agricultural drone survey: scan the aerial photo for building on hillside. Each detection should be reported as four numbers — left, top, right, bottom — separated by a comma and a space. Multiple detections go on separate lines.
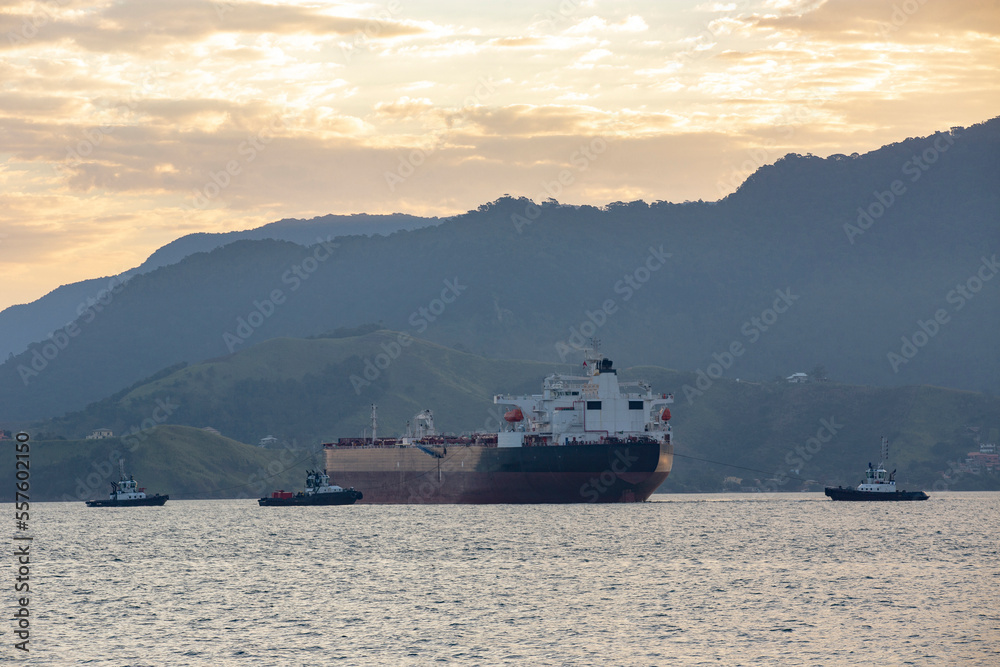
966, 442, 999, 473
86, 428, 114, 439
258, 435, 278, 447
202, 427, 221, 436
786, 372, 808, 383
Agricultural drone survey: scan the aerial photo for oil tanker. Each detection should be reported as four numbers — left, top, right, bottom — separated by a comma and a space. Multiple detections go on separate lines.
323, 348, 674, 503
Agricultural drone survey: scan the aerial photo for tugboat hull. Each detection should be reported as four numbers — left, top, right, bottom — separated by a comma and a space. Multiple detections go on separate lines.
258, 489, 362, 506
85, 494, 169, 507
824, 487, 928, 501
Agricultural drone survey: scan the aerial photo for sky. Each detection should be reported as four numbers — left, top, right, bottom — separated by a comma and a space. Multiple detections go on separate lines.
1, 0, 998, 311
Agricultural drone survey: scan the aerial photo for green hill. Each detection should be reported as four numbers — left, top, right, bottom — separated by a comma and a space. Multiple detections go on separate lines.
39, 330, 560, 448
0, 425, 315, 503
21, 330, 1000, 494
2, 117, 998, 422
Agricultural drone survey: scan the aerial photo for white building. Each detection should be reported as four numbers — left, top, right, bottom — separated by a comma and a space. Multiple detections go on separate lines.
86, 428, 114, 439
786, 373, 809, 383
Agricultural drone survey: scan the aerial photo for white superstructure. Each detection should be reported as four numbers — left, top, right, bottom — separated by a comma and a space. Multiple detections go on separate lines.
303, 469, 346, 495
493, 346, 673, 448
107, 459, 149, 500
857, 437, 897, 492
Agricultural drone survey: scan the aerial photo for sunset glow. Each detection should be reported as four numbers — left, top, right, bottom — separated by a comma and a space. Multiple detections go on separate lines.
2, 0, 998, 309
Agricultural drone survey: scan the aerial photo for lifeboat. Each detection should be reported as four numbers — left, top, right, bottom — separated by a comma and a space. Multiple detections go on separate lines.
660, 407, 671, 421
504, 407, 524, 422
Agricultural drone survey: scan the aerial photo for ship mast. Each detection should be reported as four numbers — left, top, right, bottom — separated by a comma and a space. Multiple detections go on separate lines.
880, 436, 889, 467
584, 338, 602, 377
370, 404, 378, 445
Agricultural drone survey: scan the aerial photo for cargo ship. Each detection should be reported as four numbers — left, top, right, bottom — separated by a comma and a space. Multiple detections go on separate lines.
323, 347, 674, 503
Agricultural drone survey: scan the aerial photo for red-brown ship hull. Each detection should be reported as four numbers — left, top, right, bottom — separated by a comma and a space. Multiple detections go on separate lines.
324, 441, 673, 503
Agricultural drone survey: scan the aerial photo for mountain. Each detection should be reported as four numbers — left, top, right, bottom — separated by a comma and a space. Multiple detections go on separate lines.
0, 424, 311, 503
1, 117, 998, 422
0, 213, 439, 360
25, 331, 1000, 493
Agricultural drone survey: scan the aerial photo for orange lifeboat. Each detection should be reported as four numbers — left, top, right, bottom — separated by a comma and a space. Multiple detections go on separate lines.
660, 408, 671, 421
504, 407, 524, 422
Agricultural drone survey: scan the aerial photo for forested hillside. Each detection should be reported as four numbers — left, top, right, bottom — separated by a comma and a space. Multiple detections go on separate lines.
2, 118, 997, 422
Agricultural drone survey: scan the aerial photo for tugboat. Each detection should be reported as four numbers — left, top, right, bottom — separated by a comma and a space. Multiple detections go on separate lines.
824, 437, 929, 501
258, 469, 363, 506
85, 460, 169, 507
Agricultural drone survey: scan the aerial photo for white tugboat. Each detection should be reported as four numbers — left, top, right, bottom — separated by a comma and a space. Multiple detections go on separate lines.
824, 437, 929, 501
85, 460, 169, 507
258, 469, 363, 506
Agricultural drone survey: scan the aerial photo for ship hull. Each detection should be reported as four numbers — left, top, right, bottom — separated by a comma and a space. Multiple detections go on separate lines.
325, 441, 673, 503
824, 487, 928, 501
85, 494, 169, 507
258, 490, 362, 506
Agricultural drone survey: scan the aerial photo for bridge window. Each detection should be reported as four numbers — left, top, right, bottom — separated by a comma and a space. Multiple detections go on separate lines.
586, 401, 602, 410
628, 400, 643, 410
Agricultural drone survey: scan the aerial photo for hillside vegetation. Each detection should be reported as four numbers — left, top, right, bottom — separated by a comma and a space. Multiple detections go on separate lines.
26, 331, 1000, 493
0, 213, 439, 362
2, 118, 998, 421
0, 425, 315, 503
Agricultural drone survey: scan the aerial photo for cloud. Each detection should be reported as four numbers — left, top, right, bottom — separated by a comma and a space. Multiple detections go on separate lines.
750, 0, 1000, 40
373, 96, 436, 120
565, 15, 649, 35
1, 0, 998, 311
0, 0, 428, 53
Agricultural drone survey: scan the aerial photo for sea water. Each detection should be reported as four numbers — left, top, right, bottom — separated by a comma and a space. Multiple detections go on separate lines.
13, 492, 1000, 665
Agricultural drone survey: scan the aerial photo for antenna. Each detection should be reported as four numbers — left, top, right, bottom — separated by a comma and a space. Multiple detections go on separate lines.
881, 436, 889, 465
371, 404, 378, 445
